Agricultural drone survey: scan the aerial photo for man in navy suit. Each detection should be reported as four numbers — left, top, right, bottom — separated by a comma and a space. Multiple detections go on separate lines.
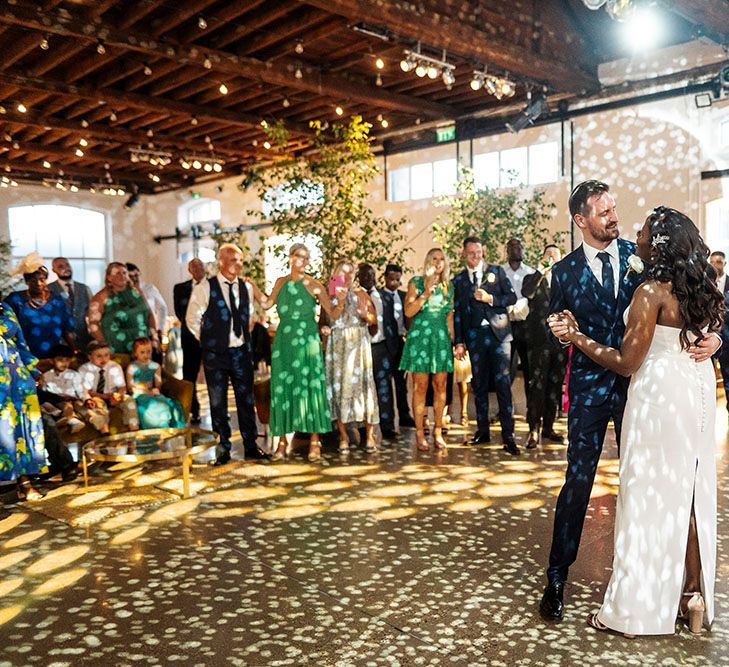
710, 250, 729, 415
173, 258, 206, 424
453, 236, 519, 454
539, 181, 721, 620
186, 244, 267, 464
48, 257, 92, 350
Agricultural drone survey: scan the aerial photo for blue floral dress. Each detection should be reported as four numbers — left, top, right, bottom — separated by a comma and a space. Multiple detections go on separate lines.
4, 290, 74, 359
128, 361, 185, 429
0, 304, 47, 481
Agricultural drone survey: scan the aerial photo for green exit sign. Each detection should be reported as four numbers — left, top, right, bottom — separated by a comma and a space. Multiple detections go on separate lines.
436, 126, 456, 142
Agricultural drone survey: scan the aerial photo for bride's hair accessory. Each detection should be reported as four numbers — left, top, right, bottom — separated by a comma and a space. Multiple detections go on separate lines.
651, 234, 669, 248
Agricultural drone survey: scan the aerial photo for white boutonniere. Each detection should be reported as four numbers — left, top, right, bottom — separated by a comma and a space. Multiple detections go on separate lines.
486, 272, 496, 284
625, 254, 644, 280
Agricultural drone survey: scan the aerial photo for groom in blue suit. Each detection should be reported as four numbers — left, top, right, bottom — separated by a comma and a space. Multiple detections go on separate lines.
539, 181, 642, 620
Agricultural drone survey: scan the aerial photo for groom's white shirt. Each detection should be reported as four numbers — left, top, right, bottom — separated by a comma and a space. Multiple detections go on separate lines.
581, 238, 620, 298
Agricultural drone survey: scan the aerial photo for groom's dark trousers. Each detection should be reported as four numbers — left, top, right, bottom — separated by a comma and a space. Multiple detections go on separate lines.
545, 238, 642, 584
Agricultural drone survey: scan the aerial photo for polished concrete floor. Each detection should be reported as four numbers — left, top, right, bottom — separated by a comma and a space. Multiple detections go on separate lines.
1, 388, 728, 667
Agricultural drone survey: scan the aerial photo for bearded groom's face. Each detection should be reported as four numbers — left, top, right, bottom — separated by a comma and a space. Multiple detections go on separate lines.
576, 192, 619, 245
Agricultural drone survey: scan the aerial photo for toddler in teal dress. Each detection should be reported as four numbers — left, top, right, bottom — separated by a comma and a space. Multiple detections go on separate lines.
126, 337, 185, 430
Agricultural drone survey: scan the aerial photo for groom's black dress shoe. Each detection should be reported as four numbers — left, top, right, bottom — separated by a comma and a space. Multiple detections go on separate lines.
245, 447, 271, 461
503, 438, 519, 456
542, 430, 565, 444
467, 431, 491, 445
540, 581, 564, 620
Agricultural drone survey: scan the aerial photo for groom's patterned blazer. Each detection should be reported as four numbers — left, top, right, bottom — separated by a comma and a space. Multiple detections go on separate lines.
548, 238, 643, 407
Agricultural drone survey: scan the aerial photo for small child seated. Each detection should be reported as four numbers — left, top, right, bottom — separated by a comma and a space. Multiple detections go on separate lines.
78, 341, 139, 433
127, 337, 185, 430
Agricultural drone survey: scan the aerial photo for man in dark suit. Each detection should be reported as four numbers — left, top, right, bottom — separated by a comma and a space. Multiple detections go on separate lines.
186, 244, 267, 464
360, 263, 415, 439
710, 250, 729, 415
453, 236, 518, 454
173, 258, 206, 424
49, 257, 92, 350
521, 245, 567, 449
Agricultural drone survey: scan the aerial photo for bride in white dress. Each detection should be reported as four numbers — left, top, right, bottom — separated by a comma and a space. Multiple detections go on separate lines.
550, 207, 725, 637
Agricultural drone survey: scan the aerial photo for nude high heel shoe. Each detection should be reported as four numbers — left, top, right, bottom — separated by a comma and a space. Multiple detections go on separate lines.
686, 592, 705, 635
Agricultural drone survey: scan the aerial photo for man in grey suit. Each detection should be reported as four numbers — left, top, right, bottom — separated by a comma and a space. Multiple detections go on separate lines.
49, 257, 92, 350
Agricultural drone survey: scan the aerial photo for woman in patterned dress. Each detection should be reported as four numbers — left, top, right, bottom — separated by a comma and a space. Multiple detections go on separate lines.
0, 302, 47, 501
324, 260, 380, 452
248, 243, 345, 462
400, 248, 454, 451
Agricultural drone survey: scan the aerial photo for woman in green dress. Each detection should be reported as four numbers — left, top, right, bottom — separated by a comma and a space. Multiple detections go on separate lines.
88, 262, 157, 355
400, 248, 454, 451
248, 244, 345, 462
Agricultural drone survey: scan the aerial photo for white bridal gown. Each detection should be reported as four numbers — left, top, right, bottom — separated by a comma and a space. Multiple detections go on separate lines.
597, 313, 717, 635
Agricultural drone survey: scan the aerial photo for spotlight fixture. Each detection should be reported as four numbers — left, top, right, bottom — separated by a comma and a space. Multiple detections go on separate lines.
375, 57, 385, 69
426, 64, 438, 79
505, 93, 547, 133
470, 71, 485, 91
400, 54, 417, 73
16, 103, 27, 113
124, 191, 140, 210
219, 83, 228, 95
197, 15, 208, 30
130, 148, 173, 166
39, 35, 49, 50
143, 63, 152, 76
442, 67, 455, 88
415, 62, 427, 78
295, 40, 304, 55
401, 46, 456, 89
203, 54, 212, 69
213, 163, 222, 172
181, 160, 190, 169
203, 163, 213, 172
351, 23, 391, 42
96, 40, 106, 55
192, 159, 202, 169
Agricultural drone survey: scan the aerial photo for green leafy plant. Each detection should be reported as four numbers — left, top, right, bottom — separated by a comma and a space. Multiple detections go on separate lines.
251, 115, 410, 278
433, 167, 567, 268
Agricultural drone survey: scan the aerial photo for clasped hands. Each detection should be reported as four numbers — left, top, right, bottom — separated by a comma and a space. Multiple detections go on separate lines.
548, 311, 579, 343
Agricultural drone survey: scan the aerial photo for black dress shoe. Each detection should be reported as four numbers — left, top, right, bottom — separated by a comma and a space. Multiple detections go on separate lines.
381, 428, 399, 439
467, 431, 491, 445
525, 431, 539, 449
61, 464, 79, 482
245, 447, 271, 460
503, 439, 520, 455
542, 430, 565, 444
212, 452, 232, 466
399, 417, 416, 428
190, 416, 202, 426
540, 581, 564, 620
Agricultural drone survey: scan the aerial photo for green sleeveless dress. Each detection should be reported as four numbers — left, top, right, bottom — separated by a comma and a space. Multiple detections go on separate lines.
101, 287, 151, 354
399, 275, 454, 374
270, 279, 331, 436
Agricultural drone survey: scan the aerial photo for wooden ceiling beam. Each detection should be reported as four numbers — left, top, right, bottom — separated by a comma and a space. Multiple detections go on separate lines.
1, 138, 135, 169
239, 9, 330, 57
0, 109, 250, 158
149, 0, 220, 39
300, 0, 597, 93
0, 2, 454, 119
0, 159, 153, 186
211, 0, 301, 49
173, 0, 268, 44
661, 0, 729, 44
0, 71, 314, 138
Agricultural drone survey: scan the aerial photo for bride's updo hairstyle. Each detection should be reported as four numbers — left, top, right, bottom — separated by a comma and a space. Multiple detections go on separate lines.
646, 206, 724, 349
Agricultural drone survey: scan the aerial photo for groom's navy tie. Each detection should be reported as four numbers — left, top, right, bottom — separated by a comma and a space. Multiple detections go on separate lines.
597, 252, 616, 304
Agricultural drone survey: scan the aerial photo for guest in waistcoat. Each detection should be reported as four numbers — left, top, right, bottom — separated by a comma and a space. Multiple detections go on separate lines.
186, 244, 268, 465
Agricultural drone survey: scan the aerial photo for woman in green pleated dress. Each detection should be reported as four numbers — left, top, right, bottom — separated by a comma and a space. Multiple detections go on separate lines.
400, 248, 454, 451
248, 244, 345, 462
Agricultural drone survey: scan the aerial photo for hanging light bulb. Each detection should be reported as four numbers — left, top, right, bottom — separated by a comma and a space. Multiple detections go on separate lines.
70, 184, 79, 193
149, 157, 158, 166
39, 35, 49, 50
81, 119, 89, 128
96, 40, 106, 55
213, 163, 222, 172
282, 98, 290, 107
109, 110, 117, 121
426, 64, 438, 79
219, 82, 228, 95
335, 106, 343, 116
79, 138, 88, 147
295, 40, 304, 54
75, 148, 84, 157
415, 62, 427, 78
203, 54, 212, 69
43, 160, 51, 168
381, 119, 389, 128
146, 128, 154, 138
181, 160, 190, 169
375, 57, 385, 69
16, 103, 27, 113
197, 15, 208, 29
149, 173, 160, 183
375, 73, 383, 87
263, 141, 272, 150
294, 66, 303, 79
191, 116, 198, 126
143, 63, 152, 76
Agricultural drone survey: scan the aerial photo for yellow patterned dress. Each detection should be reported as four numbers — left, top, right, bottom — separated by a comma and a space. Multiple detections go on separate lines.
0, 304, 46, 481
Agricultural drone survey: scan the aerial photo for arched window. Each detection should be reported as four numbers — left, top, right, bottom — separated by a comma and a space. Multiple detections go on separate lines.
8, 204, 108, 290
